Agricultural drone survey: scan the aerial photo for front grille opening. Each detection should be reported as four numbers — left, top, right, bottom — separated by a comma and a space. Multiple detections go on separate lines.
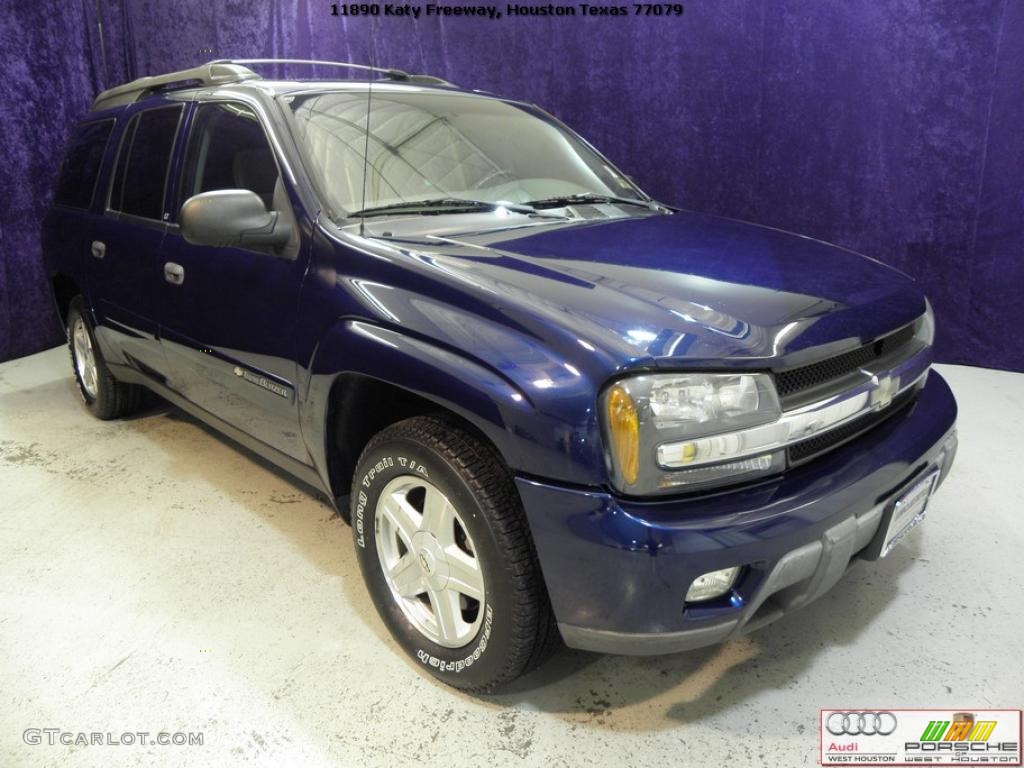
787, 386, 919, 465
776, 324, 916, 401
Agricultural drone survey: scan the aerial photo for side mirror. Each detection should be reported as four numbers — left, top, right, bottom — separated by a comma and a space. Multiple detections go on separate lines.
180, 189, 293, 255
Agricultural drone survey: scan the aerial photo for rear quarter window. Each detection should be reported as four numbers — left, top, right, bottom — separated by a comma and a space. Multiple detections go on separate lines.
54, 120, 115, 210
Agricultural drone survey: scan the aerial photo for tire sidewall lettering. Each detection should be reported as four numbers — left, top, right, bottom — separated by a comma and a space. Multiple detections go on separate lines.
354, 455, 429, 549
414, 605, 493, 673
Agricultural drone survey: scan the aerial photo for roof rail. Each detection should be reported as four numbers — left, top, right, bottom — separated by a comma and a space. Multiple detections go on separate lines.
228, 58, 453, 86
91, 58, 454, 111
91, 61, 260, 112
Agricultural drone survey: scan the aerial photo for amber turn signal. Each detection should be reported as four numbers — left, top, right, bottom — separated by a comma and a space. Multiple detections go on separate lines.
606, 385, 640, 486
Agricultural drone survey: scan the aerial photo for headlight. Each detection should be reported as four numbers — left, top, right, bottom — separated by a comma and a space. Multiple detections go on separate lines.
602, 373, 784, 495
916, 298, 935, 346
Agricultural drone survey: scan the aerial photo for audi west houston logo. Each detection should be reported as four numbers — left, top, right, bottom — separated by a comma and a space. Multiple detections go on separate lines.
820, 708, 1022, 765
826, 711, 898, 737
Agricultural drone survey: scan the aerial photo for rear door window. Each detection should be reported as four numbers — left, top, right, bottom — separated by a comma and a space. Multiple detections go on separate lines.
54, 120, 115, 210
109, 105, 184, 220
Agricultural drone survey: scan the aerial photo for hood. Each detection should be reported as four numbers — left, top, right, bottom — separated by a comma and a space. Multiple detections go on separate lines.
354, 209, 925, 373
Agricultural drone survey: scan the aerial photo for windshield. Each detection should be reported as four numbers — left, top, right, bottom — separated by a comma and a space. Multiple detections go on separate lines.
284, 87, 646, 217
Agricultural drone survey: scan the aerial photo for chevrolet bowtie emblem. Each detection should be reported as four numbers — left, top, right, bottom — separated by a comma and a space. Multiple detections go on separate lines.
869, 374, 900, 410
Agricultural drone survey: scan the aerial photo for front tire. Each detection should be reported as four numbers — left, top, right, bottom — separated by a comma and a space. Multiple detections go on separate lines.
66, 297, 142, 420
351, 415, 559, 692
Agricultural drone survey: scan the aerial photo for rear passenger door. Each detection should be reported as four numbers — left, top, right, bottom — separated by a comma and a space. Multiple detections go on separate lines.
88, 102, 185, 378
158, 100, 308, 461
44, 117, 116, 322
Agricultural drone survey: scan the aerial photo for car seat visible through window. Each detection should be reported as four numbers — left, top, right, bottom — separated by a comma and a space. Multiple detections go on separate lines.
232, 149, 277, 210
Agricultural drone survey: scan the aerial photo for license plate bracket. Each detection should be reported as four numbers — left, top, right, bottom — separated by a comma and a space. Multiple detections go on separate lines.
864, 469, 940, 560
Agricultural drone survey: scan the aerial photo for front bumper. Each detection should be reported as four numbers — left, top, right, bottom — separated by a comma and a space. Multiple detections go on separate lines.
517, 371, 958, 655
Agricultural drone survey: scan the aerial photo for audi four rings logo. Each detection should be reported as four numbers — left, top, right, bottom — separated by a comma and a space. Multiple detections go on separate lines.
826, 711, 898, 736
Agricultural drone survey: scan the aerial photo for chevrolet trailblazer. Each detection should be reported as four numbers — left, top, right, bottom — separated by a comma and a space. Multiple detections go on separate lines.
43, 59, 958, 691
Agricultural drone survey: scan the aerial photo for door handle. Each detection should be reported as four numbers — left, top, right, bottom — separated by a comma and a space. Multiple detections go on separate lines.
90, 240, 106, 259
164, 262, 185, 285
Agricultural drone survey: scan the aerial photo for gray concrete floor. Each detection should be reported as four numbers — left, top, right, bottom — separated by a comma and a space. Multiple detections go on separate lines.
1, 347, 1021, 767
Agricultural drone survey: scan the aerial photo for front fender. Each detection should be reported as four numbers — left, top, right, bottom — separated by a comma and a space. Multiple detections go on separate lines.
301, 319, 607, 494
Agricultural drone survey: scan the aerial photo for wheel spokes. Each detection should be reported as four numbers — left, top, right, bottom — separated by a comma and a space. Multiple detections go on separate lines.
420, 486, 456, 545
445, 548, 485, 601
73, 320, 98, 397
428, 587, 464, 645
375, 476, 486, 648
389, 554, 426, 598
379, 493, 422, 546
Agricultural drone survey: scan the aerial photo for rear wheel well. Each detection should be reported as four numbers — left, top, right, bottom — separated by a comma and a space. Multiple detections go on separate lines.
51, 273, 81, 326
326, 374, 497, 517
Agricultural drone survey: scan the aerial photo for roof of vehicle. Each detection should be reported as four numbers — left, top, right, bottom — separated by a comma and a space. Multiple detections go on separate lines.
90, 58, 471, 113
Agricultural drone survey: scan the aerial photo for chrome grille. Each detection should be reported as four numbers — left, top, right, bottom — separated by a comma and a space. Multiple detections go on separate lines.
787, 385, 920, 465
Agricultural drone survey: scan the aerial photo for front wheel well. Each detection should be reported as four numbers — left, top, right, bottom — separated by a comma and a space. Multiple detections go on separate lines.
326, 374, 498, 516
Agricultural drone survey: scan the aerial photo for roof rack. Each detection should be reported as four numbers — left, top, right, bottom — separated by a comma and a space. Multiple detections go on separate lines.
91, 61, 259, 112
228, 58, 452, 84
91, 58, 453, 112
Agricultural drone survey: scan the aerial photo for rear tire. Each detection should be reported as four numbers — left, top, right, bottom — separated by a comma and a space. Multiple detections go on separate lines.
351, 414, 559, 692
66, 297, 142, 420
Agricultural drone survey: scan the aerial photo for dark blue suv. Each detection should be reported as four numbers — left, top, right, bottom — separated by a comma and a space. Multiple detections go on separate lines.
43, 60, 958, 691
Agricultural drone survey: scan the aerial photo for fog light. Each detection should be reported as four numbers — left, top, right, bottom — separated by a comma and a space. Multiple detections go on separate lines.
685, 567, 740, 602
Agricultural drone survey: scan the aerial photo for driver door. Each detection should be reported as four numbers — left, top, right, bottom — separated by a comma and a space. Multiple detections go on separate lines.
158, 100, 309, 461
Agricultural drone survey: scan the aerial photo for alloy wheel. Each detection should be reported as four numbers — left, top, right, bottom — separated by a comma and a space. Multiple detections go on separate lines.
374, 476, 486, 648
72, 317, 99, 399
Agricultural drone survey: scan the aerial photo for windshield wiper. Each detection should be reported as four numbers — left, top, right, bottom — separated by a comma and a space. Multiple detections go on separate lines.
523, 193, 660, 210
350, 198, 540, 218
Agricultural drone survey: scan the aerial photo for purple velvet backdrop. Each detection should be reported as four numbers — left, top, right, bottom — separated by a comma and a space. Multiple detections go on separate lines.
2, 1, 1022, 371
0, 0, 134, 361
